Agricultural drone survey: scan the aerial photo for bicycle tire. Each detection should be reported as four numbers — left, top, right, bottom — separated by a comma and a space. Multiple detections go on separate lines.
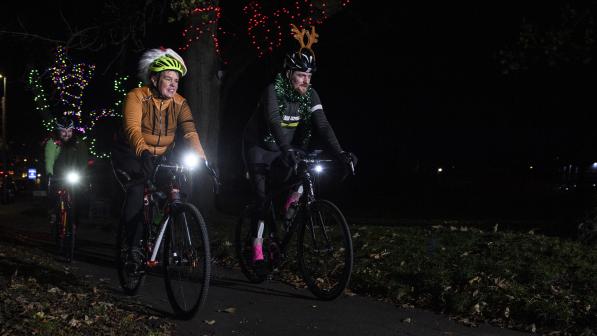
56, 201, 66, 257
235, 205, 269, 283
64, 205, 76, 263
297, 199, 353, 300
116, 220, 145, 295
163, 202, 210, 319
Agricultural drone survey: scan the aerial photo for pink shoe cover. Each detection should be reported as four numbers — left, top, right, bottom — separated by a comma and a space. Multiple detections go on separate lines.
252, 244, 264, 263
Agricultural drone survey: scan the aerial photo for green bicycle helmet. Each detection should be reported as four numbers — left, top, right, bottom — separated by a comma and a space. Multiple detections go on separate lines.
138, 47, 187, 84
149, 55, 187, 76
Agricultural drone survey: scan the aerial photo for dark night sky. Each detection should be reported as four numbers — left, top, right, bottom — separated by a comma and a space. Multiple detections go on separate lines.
2, 0, 597, 193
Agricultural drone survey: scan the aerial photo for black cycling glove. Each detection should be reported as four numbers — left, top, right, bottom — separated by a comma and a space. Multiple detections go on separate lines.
339, 151, 357, 171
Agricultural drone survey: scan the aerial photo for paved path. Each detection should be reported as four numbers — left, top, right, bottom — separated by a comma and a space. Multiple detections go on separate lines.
0, 194, 531, 335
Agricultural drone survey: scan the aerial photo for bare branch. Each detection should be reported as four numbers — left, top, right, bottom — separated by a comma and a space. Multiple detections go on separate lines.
0, 30, 65, 45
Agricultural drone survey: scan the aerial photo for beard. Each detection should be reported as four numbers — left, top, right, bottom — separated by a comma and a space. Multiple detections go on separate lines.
293, 84, 309, 96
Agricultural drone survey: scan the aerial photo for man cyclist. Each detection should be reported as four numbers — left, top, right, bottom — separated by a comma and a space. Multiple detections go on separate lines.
242, 25, 357, 268
111, 47, 207, 265
44, 115, 90, 228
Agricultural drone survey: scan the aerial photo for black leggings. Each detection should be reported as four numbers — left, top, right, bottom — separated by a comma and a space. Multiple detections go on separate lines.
112, 142, 145, 248
112, 142, 193, 248
245, 147, 294, 236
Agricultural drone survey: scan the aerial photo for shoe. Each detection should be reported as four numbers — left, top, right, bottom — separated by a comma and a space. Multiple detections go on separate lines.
253, 259, 268, 277
269, 242, 281, 268
252, 239, 264, 263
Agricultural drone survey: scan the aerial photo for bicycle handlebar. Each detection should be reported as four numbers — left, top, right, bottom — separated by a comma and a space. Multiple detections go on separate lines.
294, 152, 356, 176
123, 159, 221, 194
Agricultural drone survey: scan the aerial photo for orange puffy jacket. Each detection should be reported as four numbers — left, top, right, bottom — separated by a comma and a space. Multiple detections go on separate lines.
123, 86, 205, 159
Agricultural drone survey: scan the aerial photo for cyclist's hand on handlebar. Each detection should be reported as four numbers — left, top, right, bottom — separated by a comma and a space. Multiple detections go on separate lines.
202, 160, 221, 194
339, 151, 358, 175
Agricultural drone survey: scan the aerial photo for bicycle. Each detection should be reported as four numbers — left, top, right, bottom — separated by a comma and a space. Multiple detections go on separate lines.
49, 170, 83, 263
236, 150, 355, 300
112, 152, 219, 319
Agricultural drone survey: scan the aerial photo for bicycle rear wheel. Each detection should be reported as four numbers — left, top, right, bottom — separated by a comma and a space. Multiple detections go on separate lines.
163, 202, 210, 319
116, 220, 145, 295
235, 205, 269, 283
297, 199, 353, 300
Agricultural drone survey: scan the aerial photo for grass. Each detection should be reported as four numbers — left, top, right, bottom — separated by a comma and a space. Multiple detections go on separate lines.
0, 241, 174, 336
209, 219, 597, 336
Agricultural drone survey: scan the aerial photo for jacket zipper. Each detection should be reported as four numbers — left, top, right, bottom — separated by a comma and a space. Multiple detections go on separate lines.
155, 100, 163, 155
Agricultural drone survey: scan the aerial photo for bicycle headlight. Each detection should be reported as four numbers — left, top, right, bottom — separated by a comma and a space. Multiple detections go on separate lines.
182, 152, 200, 170
314, 164, 323, 174
66, 171, 81, 184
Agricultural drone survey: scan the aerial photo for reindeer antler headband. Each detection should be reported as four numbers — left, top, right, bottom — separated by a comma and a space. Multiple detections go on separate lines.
290, 24, 318, 58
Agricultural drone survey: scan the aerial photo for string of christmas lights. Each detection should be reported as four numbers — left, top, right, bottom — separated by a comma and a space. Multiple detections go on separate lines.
180, 3, 222, 53
175, 0, 351, 59
242, 0, 351, 58
50, 46, 95, 117
87, 108, 120, 158
27, 69, 52, 131
113, 74, 130, 109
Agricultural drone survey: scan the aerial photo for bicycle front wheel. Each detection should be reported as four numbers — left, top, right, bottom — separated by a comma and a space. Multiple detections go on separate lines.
56, 200, 75, 263
64, 205, 76, 263
163, 202, 211, 319
297, 199, 353, 300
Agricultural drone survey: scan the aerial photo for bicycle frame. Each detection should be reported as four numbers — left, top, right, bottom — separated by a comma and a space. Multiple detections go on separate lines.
264, 156, 333, 257
57, 188, 72, 238
140, 160, 218, 267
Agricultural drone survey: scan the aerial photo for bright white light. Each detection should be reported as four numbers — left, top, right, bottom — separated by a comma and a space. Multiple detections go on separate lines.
529, 166, 533, 170
314, 164, 323, 173
592, 162, 597, 169
183, 153, 200, 169
66, 171, 80, 184
437, 167, 443, 173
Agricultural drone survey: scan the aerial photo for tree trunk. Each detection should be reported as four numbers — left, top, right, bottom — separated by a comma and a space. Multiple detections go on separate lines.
183, 13, 221, 216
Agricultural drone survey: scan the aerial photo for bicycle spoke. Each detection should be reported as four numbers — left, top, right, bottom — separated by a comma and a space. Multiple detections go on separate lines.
164, 203, 210, 319
298, 200, 353, 300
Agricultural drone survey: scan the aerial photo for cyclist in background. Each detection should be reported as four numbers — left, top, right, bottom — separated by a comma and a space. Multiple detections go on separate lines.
44, 115, 90, 227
